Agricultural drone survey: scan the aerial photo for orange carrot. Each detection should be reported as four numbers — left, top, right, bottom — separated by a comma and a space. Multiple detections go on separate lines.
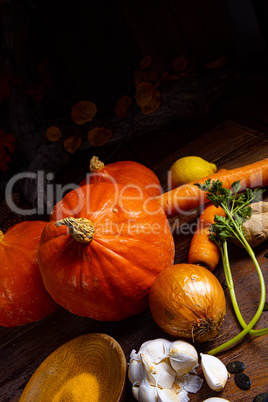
155, 158, 268, 217
188, 202, 225, 271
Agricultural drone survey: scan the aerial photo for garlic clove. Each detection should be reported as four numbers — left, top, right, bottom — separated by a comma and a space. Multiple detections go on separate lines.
141, 354, 176, 390
203, 398, 231, 401
140, 352, 157, 379
128, 358, 144, 385
201, 353, 229, 391
138, 338, 172, 363
168, 340, 198, 376
138, 377, 158, 402
132, 384, 140, 401
157, 387, 180, 401
141, 352, 176, 389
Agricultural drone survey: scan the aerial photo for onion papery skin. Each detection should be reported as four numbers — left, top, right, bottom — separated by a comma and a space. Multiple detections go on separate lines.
149, 264, 226, 342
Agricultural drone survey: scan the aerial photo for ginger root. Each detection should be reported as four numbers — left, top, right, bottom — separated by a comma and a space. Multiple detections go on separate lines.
233, 201, 268, 248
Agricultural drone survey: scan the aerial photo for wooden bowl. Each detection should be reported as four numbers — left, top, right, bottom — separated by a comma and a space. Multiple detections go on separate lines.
19, 333, 127, 402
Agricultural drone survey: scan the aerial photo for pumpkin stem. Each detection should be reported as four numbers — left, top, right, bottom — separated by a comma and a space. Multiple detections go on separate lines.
90, 156, 105, 172
0, 230, 4, 242
55, 217, 95, 243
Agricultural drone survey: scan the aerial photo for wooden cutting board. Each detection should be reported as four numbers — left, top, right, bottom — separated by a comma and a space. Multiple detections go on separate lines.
0, 120, 268, 402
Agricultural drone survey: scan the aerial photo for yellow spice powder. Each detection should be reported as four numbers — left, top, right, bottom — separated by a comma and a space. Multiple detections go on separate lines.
52, 372, 100, 402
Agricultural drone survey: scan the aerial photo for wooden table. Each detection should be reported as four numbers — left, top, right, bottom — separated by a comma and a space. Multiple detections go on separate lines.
1, 121, 268, 402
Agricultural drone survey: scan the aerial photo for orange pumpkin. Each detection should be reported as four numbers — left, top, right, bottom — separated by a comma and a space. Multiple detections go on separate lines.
0, 221, 58, 327
38, 182, 175, 321
80, 156, 162, 197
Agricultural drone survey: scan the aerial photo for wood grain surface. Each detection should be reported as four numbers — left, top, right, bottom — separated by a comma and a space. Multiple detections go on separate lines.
1, 121, 268, 402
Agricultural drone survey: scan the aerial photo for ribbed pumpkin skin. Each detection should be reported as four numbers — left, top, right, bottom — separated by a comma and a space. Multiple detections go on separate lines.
0, 221, 58, 327
80, 160, 162, 197
38, 182, 175, 321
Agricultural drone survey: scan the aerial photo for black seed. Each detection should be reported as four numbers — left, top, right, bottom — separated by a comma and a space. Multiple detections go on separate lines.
234, 372, 251, 389
253, 393, 268, 402
264, 252, 268, 259
226, 361, 245, 373
263, 302, 268, 311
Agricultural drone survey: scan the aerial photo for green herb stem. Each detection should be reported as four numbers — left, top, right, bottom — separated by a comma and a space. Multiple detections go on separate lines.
214, 241, 268, 350
208, 310, 264, 356
208, 210, 268, 355
195, 179, 268, 355
222, 204, 267, 332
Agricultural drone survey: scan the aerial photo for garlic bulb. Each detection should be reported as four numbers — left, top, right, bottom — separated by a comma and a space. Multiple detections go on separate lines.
201, 353, 229, 391
128, 338, 203, 401
168, 340, 198, 376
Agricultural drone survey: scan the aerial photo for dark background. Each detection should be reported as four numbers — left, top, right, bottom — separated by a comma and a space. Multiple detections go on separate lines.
0, 0, 268, 215
1, 3, 268, 401
3, 0, 265, 108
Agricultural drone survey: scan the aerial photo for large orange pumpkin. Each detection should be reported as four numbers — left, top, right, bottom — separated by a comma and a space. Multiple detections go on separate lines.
38, 182, 175, 321
79, 156, 162, 197
0, 221, 58, 327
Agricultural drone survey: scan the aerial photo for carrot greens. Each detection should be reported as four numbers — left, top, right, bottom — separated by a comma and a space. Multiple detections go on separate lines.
195, 179, 268, 355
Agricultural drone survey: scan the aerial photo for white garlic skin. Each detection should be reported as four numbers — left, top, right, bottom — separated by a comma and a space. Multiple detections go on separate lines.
128, 358, 144, 385
201, 353, 229, 391
168, 340, 198, 376
173, 372, 203, 395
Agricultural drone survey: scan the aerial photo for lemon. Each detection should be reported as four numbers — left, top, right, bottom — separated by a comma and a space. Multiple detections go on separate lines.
169, 156, 217, 188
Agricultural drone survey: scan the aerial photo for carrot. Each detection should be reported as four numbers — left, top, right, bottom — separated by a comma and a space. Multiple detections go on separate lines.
155, 158, 268, 217
188, 202, 225, 271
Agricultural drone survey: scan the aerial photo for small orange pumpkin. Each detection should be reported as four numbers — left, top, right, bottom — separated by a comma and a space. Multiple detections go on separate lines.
38, 182, 175, 321
80, 156, 162, 197
0, 221, 58, 327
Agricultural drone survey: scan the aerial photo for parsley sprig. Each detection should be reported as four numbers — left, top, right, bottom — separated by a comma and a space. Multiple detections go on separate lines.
200, 180, 262, 245
195, 179, 268, 355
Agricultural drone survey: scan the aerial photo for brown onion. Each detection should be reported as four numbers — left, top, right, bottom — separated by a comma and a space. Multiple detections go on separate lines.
149, 263, 226, 342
